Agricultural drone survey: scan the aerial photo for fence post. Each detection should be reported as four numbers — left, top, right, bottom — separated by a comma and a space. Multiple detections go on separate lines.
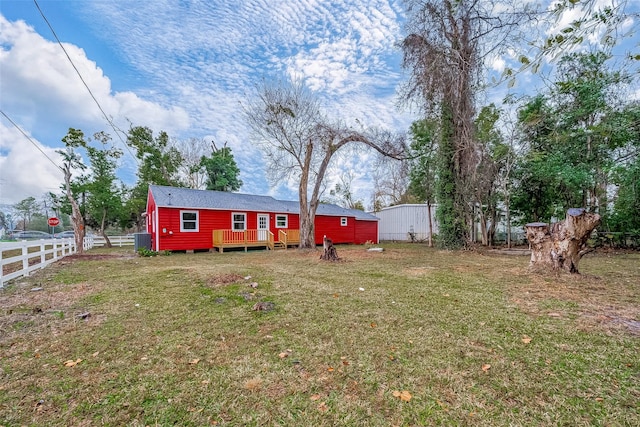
22, 245, 28, 276
40, 243, 46, 264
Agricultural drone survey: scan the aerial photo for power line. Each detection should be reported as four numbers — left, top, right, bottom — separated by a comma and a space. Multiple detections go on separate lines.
0, 110, 63, 173
32, 0, 139, 164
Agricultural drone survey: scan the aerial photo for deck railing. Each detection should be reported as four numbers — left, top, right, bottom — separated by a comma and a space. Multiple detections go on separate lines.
278, 229, 300, 247
212, 229, 299, 252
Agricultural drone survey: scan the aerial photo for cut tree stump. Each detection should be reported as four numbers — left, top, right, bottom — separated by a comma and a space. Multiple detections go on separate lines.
320, 235, 340, 261
525, 208, 601, 274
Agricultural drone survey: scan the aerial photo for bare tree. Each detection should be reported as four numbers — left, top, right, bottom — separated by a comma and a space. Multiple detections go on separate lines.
245, 79, 405, 248
171, 137, 209, 189
372, 156, 412, 208
58, 128, 88, 254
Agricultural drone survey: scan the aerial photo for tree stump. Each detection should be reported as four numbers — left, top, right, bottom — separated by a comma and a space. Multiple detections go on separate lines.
320, 235, 340, 261
525, 208, 601, 274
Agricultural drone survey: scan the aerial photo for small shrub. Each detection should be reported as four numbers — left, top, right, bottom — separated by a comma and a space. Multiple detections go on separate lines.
137, 248, 158, 257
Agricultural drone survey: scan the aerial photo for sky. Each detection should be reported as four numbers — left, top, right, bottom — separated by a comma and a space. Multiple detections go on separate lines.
0, 0, 637, 209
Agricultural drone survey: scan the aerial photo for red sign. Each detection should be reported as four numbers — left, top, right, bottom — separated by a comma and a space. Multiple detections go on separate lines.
48, 217, 60, 227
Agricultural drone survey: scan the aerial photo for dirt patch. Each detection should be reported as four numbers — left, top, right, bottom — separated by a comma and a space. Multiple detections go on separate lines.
206, 273, 245, 287
509, 272, 640, 336
62, 253, 137, 262
0, 281, 100, 344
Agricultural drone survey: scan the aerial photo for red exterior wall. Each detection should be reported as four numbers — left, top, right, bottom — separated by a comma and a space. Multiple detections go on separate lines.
153, 208, 303, 251
146, 190, 377, 251
354, 220, 378, 244
314, 215, 355, 245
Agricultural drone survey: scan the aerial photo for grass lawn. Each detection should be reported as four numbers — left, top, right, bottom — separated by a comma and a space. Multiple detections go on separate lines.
0, 244, 638, 426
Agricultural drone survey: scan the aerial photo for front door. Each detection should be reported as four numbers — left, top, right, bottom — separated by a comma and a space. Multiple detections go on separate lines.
258, 214, 269, 241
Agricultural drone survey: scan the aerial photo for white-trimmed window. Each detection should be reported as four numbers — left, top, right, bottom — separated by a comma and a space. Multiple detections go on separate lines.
180, 210, 199, 232
275, 214, 288, 228
232, 212, 246, 231
341, 217, 348, 226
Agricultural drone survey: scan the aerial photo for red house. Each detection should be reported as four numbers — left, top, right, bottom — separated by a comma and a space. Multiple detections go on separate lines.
146, 185, 378, 252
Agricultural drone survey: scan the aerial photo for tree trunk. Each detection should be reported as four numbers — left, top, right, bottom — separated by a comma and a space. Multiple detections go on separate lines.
64, 167, 84, 255
525, 208, 601, 274
320, 235, 340, 261
101, 208, 112, 248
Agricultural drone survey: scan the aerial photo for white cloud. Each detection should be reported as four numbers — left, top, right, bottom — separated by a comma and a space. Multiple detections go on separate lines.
0, 15, 191, 203
0, 122, 63, 205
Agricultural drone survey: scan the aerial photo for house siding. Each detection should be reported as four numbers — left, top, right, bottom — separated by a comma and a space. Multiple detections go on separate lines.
314, 215, 355, 244
154, 208, 304, 251
146, 186, 378, 251
354, 220, 378, 244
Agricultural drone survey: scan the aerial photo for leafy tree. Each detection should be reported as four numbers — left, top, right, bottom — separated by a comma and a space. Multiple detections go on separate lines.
512, 52, 633, 226
245, 79, 405, 248
82, 132, 124, 247
126, 126, 184, 230
434, 104, 465, 248
407, 119, 438, 246
0, 211, 7, 231
473, 104, 512, 246
13, 197, 40, 231
197, 141, 242, 192
609, 103, 640, 231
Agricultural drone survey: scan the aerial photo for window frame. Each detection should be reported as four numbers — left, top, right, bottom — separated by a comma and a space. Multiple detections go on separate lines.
232, 212, 247, 231
275, 214, 288, 228
340, 217, 348, 227
180, 210, 199, 232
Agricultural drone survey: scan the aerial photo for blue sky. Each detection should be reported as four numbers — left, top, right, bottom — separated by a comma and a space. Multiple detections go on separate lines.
1, 0, 637, 208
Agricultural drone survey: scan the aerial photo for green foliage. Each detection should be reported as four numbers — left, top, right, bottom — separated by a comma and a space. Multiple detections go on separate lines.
512, 52, 636, 227
137, 247, 158, 257
407, 119, 437, 204
126, 126, 184, 228
13, 197, 40, 230
435, 104, 465, 249
137, 247, 171, 257
83, 132, 125, 234
197, 145, 242, 192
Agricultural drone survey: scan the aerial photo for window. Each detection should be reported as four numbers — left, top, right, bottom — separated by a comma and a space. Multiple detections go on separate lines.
340, 217, 348, 226
180, 210, 199, 232
275, 214, 288, 228
232, 212, 246, 231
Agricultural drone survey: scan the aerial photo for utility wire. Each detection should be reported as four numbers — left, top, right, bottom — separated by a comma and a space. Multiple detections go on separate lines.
33, 0, 139, 164
0, 110, 63, 173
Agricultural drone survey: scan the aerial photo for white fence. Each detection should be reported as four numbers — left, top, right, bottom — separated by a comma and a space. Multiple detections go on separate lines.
92, 235, 135, 247
0, 238, 95, 288
0, 235, 137, 288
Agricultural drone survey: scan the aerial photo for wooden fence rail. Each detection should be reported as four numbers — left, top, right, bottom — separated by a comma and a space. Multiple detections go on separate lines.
0, 238, 94, 288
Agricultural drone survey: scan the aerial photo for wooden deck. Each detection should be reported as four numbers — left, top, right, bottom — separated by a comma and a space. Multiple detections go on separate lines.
212, 229, 300, 252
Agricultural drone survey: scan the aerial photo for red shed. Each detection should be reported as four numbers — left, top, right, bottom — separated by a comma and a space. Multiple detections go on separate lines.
146, 185, 378, 252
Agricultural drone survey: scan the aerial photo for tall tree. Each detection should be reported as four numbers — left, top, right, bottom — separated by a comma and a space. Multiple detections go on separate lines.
13, 197, 40, 231
83, 132, 124, 247
473, 104, 510, 246
401, 0, 521, 247
126, 126, 184, 230
245, 79, 405, 248
513, 52, 633, 225
407, 119, 438, 246
58, 128, 88, 253
197, 141, 243, 192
